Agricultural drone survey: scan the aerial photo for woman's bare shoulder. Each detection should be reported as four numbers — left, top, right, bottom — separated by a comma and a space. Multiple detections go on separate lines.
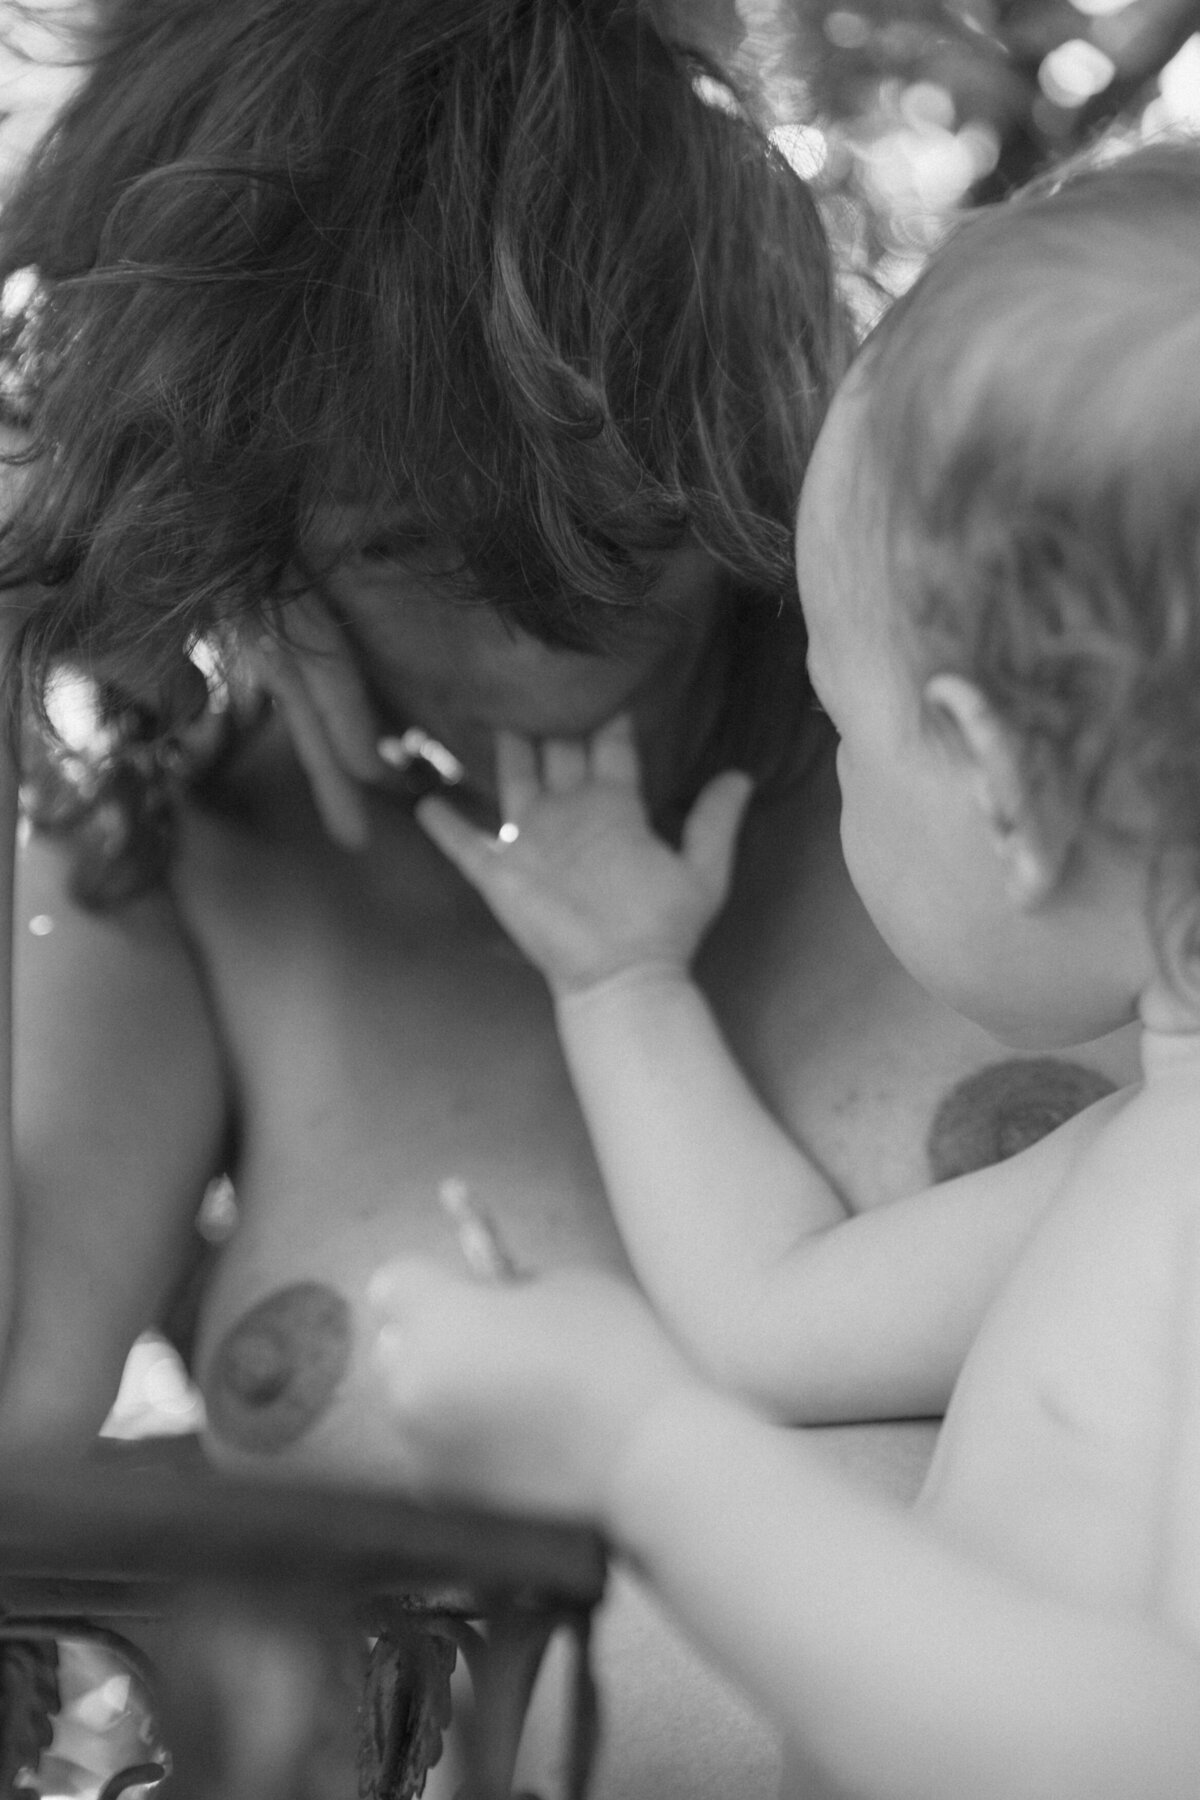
15, 823, 229, 1144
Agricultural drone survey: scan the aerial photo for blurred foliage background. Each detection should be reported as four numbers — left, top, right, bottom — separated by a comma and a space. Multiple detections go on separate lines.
665, 0, 1200, 302
2, 0, 1199, 297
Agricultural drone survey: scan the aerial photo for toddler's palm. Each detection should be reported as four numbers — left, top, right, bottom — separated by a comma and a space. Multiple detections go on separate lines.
415, 717, 752, 994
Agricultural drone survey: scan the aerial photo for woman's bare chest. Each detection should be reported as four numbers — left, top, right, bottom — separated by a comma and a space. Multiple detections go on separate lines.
177, 780, 1138, 1479
182, 779, 1139, 1268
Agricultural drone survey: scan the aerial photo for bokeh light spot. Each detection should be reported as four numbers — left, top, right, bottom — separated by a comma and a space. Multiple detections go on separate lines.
770, 122, 829, 178
1039, 39, 1118, 106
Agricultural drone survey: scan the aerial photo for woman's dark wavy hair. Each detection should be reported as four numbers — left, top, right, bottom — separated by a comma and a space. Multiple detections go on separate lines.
858, 139, 1200, 900
0, 0, 848, 902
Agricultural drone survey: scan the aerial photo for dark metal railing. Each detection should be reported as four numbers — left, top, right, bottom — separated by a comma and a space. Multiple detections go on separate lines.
0, 1438, 607, 1800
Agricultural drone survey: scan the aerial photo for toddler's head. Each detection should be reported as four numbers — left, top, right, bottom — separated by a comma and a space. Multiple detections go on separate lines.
798, 142, 1200, 1041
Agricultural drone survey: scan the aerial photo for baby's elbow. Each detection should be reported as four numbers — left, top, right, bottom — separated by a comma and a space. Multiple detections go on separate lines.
686, 1326, 808, 1426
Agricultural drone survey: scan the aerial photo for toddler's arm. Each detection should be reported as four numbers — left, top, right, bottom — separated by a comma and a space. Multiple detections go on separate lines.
416, 720, 1117, 1419
369, 1260, 1200, 1800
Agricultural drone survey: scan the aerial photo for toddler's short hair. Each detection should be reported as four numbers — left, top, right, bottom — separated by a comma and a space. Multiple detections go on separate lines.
859, 141, 1200, 872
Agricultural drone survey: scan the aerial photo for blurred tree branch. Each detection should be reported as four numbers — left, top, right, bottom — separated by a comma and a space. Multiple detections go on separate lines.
665, 0, 1200, 286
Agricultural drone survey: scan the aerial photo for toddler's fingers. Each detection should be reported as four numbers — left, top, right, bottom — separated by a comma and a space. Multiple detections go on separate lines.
494, 729, 540, 820
541, 737, 588, 793
588, 713, 640, 788
681, 770, 754, 898
415, 794, 508, 891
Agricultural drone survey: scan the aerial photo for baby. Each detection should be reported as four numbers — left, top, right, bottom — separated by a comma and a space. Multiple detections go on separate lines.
368, 142, 1200, 1798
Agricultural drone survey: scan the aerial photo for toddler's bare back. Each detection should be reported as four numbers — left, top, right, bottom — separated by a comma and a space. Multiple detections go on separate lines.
920, 1053, 1197, 1632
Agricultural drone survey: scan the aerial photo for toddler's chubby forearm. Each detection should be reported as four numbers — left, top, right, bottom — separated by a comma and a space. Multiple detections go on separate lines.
551, 963, 848, 1392
369, 1262, 1200, 1800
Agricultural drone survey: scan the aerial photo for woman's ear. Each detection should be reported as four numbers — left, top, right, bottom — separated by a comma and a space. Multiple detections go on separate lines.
922, 672, 1074, 910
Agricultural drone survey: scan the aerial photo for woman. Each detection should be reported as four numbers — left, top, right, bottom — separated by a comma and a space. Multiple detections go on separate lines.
0, 1, 1137, 1791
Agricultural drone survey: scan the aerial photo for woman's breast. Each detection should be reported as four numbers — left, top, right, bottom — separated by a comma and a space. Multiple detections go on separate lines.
178, 798, 630, 1477
699, 780, 1141, 1214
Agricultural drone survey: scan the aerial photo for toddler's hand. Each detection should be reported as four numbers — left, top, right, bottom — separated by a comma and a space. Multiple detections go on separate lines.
251, 592, 382, 851
366, 1260, 697, 1525
415, 716, 753, 996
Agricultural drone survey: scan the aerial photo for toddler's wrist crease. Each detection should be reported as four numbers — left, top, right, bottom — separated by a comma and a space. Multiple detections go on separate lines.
554, 959, 693, 1012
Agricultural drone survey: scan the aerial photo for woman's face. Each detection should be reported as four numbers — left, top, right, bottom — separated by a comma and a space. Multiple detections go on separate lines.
316, 519, 726, 806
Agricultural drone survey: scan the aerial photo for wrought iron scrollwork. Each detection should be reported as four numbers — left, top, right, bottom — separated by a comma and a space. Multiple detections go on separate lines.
0, 1444, 606, 1800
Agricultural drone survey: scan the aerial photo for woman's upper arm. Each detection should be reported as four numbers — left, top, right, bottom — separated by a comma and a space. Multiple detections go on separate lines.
3, 830, 230, 1436
16, 831, 227, 1167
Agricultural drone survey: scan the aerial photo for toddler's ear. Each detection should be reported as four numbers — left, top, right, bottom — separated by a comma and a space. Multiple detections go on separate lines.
922, 673, 1073, 911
